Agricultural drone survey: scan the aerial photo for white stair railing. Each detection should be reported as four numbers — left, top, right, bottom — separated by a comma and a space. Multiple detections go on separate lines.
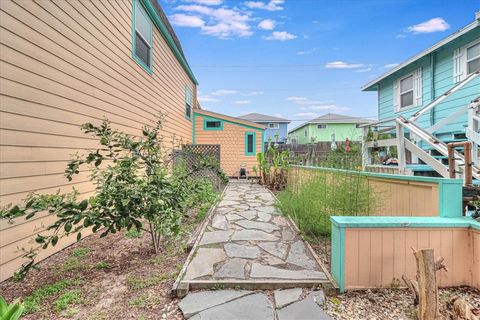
396, 116, 480, 180
466, 97, 480, 165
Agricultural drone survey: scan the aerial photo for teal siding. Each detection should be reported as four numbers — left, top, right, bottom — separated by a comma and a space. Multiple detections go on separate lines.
377, 27, 480, 137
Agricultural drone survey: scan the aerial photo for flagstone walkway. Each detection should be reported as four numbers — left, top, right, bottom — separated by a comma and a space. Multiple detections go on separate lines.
176, 181, 332, 319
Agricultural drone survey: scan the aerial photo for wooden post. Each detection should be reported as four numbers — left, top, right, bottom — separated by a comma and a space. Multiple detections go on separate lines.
362, 126, 371, 170
396, 122, 406, 174
468, 100, 479, 166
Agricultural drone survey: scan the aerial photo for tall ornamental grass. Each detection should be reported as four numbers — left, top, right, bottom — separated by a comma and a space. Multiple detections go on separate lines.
277, 168, 379, 237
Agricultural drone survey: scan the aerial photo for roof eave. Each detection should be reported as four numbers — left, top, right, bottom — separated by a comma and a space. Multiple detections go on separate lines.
361, 19, 479, 91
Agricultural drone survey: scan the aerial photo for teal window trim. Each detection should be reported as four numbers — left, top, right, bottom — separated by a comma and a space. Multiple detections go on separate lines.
192, 112, 196, 144
192, 111, 263, 131
132, 0, 153, 75
137, 0, 198, 84
203, 118, 224, 130
245, 132, 256, 156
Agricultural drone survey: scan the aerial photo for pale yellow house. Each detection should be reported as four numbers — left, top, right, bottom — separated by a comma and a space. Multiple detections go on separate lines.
193, 110, 264, 177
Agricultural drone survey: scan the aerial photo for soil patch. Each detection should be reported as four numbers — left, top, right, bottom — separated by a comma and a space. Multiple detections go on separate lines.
0, 212, 204, 320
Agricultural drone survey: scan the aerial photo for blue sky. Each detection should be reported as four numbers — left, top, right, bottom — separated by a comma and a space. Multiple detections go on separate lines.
161, 0, 479, 129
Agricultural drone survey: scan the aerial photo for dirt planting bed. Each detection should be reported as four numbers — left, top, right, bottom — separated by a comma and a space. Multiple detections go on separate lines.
0, 214, 204, 320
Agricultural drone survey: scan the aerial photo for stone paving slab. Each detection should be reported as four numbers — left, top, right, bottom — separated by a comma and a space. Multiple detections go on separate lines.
178, 290, 252, 318
179, 289, 333, 319
179, 181, 330, 289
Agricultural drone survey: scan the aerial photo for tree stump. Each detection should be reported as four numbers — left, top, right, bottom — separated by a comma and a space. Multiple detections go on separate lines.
414, 248, 442, 319
403, 248, 445, 320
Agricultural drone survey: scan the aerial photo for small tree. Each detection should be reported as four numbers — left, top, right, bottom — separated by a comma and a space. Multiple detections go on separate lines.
1, 117, 220, 279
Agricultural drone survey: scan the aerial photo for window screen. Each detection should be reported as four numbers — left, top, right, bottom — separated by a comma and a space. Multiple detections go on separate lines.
134, 2, 152, 68
247, 134, 254, 153
185, 86, 193, 119
135, 33, 150, 67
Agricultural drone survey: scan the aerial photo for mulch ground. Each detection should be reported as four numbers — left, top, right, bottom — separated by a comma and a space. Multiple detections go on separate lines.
324, 286, 480, 320
0, 213, 202, 320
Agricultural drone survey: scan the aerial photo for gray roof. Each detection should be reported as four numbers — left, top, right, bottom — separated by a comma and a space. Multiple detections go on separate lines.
150, 0, 186, 60
237, 113, 290, 123
307, 113, 374, 124
289, 113, 374, 133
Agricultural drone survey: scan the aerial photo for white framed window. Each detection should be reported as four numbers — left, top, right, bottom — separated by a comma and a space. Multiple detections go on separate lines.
454, 39, 480, 83
133, 1, 153, 72
268, 123, 279, 129
317, 124, 327, 129
393, 68, 422, 111
304, 128, 308, 137
399, 74, 414, 109
466, 41, 480, 75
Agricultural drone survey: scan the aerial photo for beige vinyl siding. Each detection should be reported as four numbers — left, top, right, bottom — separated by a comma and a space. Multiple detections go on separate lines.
0, 0, 196, 206
0, 0, 196, 280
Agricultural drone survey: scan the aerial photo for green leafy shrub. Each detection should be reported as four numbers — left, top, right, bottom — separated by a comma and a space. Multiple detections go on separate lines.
277, 169, 378, 236
1, 117, 223, 279
0, 296, 23, 320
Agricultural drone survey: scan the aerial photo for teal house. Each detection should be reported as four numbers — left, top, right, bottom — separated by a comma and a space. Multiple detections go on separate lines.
237, 113, 290, 144
287, 113, 373, 145
362, 12, 480, 178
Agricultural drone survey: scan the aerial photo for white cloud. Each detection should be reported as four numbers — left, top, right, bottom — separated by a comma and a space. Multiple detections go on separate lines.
297, 48, 317, 55
293, 112, 319, 118
174, 5, 252, 38
325, 61, 364, 69
396, 34, 407, 39
244, 91, 264, 96
384, 63, 400, 68
211, 89, 237, 96
288, 96, 350, 113
198, 95, 221, 103
406, 17, 450, 34
244, 0, 284, 11
263, 31, 297, 41
273, 113, 284, 118
286, 96, 307, 101
183, 0, 223, 5
258, 19, 276, 30
169, 14, 205, 27
234, 100, 252, 104
355, 67, 372, 73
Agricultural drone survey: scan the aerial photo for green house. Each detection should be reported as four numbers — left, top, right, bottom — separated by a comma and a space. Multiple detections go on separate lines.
287, 113, 373, 144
